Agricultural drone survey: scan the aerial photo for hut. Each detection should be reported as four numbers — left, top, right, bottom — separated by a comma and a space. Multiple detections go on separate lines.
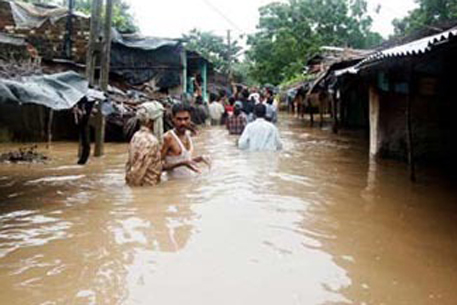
334, 26, 457, 178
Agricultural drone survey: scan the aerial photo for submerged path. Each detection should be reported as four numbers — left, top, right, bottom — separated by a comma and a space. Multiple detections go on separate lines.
1, 115, 457, 304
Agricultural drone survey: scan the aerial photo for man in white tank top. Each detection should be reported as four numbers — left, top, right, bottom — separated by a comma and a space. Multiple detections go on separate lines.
161, 102, 209, 179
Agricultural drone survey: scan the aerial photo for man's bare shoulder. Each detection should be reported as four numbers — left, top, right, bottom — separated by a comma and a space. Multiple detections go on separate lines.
163, 131, 173, 143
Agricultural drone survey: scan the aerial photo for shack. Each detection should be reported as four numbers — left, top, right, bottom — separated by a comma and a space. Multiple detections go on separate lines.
334, 26, 457, 177
0, 71, 88, 142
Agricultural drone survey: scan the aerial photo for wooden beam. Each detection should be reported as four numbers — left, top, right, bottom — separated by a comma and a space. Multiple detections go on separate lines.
406, 62, 417, 182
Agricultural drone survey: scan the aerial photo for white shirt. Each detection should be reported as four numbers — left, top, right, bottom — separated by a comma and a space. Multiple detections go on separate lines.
238, 118, 283, 151
248, 93, 260, 104
208, 101, 225, 120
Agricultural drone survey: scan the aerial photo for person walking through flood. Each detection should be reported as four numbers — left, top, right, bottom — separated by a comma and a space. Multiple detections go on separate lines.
265, 88, 278, 123
208, 94, 225, 126
161, 102, 209, 179
238, 103, 283, 152
125, 101, 164, 187
226, 101, 247, 135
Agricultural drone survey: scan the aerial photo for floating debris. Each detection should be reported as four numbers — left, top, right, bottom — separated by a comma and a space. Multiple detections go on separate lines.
0, 145, 48, 163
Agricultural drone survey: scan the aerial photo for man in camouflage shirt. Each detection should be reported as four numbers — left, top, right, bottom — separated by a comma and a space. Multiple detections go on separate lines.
125, 101, 164, 186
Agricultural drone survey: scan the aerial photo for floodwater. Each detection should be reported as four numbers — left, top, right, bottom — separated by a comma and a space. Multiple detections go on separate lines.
0, 115, 457, 305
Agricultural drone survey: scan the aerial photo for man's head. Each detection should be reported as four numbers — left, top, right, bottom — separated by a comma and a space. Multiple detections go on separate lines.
172, 102, 192, 134
228, 97, 235, 106
242, 89, 250, 99
254, 103, 266, 119
137, 108, 154, 129
234, 101, 243, 116
209, 93, 219, 103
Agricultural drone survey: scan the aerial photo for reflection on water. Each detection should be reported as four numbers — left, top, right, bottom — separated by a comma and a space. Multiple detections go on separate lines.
0, 115, 457, 304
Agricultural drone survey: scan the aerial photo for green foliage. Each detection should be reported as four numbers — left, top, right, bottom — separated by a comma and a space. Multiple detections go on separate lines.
246, 0, 383, 85
279, 73, 315, 89
393, 0, 457, 36
182, 29, 242, 74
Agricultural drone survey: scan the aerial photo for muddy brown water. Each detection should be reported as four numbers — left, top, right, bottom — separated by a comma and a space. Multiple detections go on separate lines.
0, 115, 457, 305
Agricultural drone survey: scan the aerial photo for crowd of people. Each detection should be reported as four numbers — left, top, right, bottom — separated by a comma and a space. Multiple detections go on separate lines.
125, 86, 283, 187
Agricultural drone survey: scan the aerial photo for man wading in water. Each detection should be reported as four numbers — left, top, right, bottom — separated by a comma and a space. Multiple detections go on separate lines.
125, 101, 164, 187
161, 102, 209, 179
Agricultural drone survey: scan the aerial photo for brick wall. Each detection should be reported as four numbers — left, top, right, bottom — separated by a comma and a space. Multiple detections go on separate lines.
0, 1, 90, 63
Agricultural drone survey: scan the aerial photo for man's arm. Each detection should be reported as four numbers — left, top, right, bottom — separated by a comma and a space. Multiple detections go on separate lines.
274, 127, 283, 150
161, 135, 201, 173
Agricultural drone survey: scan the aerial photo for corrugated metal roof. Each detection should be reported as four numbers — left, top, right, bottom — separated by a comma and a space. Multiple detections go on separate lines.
335, 26, 457, 76
364, 27, 457, 62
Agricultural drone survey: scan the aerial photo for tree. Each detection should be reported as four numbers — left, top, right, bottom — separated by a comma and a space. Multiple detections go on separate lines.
21, 0, 138, 33
182, 29, 242, 74
393, 0, 457, 36
246, 0, 383, 85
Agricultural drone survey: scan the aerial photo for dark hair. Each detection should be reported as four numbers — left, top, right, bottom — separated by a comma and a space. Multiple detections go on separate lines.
254, 103, 266, 118
159, 87, 169, 94
210, 93, 219, 103
228, 97, 235, 105
242, 89, 250, 99
172, 102, 192, 117
195, 96, 203, 104
219, 89, 227, 98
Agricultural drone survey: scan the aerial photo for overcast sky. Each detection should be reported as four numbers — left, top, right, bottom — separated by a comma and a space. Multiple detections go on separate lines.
130, 0, 417, 40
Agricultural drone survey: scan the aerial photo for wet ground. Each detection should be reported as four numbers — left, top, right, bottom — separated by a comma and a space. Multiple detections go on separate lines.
0, 115, 457, 305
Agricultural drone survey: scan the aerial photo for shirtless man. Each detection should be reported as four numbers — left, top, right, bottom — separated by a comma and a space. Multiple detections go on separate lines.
161, 102, 208, 179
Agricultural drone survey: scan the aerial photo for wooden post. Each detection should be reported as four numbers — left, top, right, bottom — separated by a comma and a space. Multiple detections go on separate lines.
369, 85, 381, 158
62, 0, 75, 59
85, 0, 103, 85
201, 60, 208, 103
92, 0, 113, 157
406, 63, 417, 182
331, 92, 339, 134
100, 0, 113, 92
181, 47, 187, 97
46, 109, 53, 149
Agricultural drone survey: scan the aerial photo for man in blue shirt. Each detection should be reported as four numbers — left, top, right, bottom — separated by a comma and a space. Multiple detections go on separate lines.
238, 104, 283, 152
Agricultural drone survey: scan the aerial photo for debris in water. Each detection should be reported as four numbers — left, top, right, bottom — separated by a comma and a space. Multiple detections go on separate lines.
0, 145, 48, 163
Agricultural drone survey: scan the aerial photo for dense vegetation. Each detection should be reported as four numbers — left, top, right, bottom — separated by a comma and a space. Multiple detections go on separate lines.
393, 0, 457, 36
245, 0, 383, 85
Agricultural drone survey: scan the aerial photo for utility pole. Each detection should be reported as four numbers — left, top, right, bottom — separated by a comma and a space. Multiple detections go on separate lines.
86, 0, 103, 85
86, 0, 113, 157
100, 0, 113, 91
62, 0, 74, 59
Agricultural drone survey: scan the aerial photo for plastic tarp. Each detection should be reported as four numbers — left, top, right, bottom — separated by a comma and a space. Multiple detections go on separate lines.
111, 29, 180, 51
0, 71, 88, 110
111, 30, 183, 86
9, 1, 88, 29
0, 32, 26, 46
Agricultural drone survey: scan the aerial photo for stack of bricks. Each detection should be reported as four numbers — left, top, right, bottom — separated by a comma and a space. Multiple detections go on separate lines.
0, 1, 90, 63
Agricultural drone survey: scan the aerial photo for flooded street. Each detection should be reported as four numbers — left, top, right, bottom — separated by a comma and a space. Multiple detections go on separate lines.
1, 115, 457, 305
